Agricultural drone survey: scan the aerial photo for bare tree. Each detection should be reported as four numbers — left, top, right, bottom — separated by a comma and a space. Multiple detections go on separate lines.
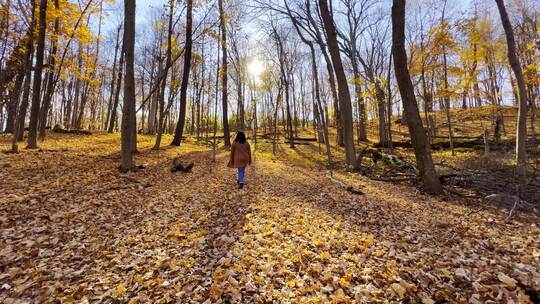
218, 0, 231, 147
336, 0, 373, 142
172, 0, 194, 146
283, 1, 333, 172
27, 0, 48, 149
120, 0, 136, 171
271, 24, 295, 148
11, 1, 36, 151
392, 0, 442, 193
105, 24, 122, 131
318, 0, 357, 169
108, 40, 124, 133
38, 0, 60, 140
494, 0, 528, 169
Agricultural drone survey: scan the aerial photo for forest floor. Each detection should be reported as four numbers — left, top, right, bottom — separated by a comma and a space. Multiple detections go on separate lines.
0, 132, 539, 303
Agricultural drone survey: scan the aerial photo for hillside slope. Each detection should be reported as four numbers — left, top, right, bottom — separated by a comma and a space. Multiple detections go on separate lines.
0, 133, 539, 303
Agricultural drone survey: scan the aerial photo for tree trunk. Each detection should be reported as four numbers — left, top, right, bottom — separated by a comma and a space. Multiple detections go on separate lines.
197, 47, 204, 141
386, 55, 394, 152
120, 0, 136, 171
11, 8, 35, 150
392, 0, 442, 193
109, 41, 124, 133
0, 29, 29, 121
106, 25, 121, 131
212, 30, 221, 162
69, 51, 83, 129
153, 59, 166, 148
495, 0, 528, 168
273, 26, 294, 148
375, 83, 387, 146
147, 58, 158, 134
318, 0, 356, 170
38, 0, 60, 140
5, 68, 24, 134
309, 44, 333, 172
291, 75, 298, 137
218, 0, 231, 147
27, 0, 48, 149
172, 0, 193, 146
442, 48, 455, 155
322, 50, 343, 147
351, 53, 367, 142
154, 3, 173, 149
472, 42, 482, 107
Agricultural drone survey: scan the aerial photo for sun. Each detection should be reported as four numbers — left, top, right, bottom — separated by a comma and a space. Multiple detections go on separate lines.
248, 58, 265, 80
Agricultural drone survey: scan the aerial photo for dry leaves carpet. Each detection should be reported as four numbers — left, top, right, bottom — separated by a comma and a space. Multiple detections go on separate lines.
0, 133, 539, 303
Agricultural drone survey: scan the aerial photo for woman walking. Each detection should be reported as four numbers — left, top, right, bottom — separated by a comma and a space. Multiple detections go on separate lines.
228, 131, 252, 189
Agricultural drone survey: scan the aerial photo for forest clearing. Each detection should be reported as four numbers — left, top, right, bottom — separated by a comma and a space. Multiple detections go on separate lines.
1, 0, 540, 302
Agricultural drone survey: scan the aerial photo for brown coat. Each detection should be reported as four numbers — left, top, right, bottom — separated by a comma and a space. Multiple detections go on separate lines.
229, 142, 251, 168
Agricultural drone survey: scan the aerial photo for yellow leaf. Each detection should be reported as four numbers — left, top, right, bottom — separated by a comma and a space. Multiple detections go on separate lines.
312, 239, 324, 248
291, 255, 303, 265
209, 285, 223, 300
361, 235, 374, 249
329, 288, 350, 303
373, 249, 385, 257
497, 273, 517, 288
113, 283, 127, 297
337, 277, 350, 288
319, 251, 331, 261
391, 283, 406, 298
286, 278, 297, 288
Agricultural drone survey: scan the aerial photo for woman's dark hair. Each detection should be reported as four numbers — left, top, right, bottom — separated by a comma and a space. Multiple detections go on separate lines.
235, 131, 246, 143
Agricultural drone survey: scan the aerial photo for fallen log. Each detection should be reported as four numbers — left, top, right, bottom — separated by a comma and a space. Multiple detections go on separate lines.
38, 148, 69, 153
53, 129, 93, 135
431, 135, 483, 140
262, 132, 283, 139
358, 147, 416, 171
52, 125, 92, 135
284, 141, 311, 145
369, 175, 417, 182
374, 138, 490, 150
285, 137, 317, 142
171, 158, 194, 173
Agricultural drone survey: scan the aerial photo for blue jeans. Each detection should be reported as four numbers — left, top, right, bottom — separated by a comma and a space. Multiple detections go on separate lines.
237, 167, 245, 184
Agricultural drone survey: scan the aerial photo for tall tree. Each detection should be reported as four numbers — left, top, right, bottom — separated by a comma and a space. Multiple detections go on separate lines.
27, 0, 48, 149
120, 0, 136, 171
11, 1, 36, 151
38, 0, 60, 140
338, 0, 370, 142
105, 24, 122, 131
1, 30, 29, 133
284, 0, 334, 171
392, 0, 442, 194
438, 2, 455, 156
272, 24, 295, 148
218, 0, 231, 147
109, 41, 125, 133
318, 0, 356, 169
494, 0, 528, 168
155, 0, 175, 149
172, 0, 194, 146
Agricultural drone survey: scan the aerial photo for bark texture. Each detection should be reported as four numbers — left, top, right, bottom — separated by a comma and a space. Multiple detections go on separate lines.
392, 0, 442, 193
318, 0, 357, 169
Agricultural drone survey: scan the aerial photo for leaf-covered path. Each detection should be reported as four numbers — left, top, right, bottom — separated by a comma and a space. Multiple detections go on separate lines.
0, 133, 539, 303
